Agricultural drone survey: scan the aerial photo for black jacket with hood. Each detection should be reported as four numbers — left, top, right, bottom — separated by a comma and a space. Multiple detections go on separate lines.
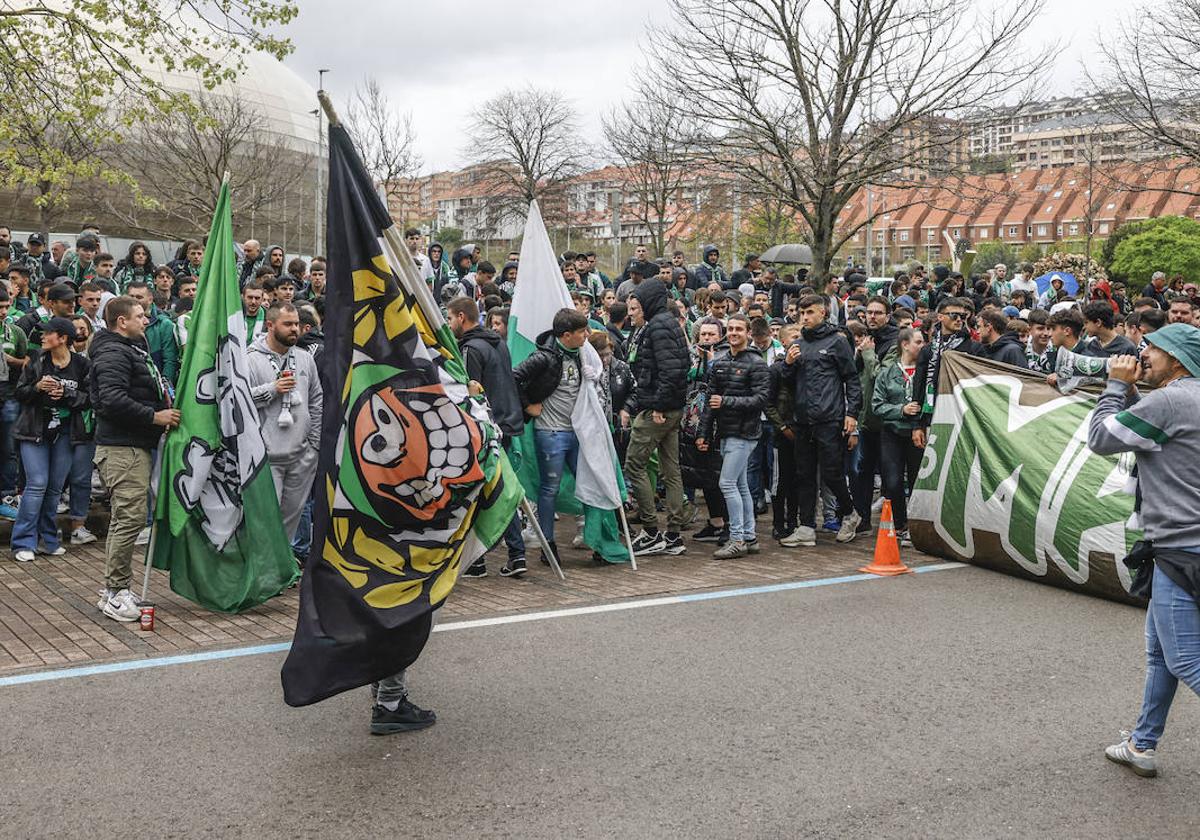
787, 322, 863, 425
88, 328, 170, 449
14, 349, 92, 444
699, 347, 770, 441
459, 325, 524, 438
626, 279, 689, 414
691, 245, 728, 290
513, 329, 582, 419
985, 330, 1028, 369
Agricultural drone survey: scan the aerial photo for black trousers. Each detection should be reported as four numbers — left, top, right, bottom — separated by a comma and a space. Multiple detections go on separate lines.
795, 421, 854, 527
851, 429, 882, 520
772, 430, 799, 534
879, 429, 923, 529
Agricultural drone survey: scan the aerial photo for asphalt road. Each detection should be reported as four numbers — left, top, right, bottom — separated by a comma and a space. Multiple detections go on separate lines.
1, 565, 1196, 839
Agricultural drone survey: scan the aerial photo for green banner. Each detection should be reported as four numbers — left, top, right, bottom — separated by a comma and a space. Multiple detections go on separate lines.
909, 351, 1145, 605
151, 181, 299, 612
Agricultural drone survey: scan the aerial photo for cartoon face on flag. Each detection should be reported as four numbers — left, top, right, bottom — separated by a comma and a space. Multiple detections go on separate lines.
347, 380, 485, 521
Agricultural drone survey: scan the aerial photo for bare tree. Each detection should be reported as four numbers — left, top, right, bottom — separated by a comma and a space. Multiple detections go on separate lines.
344, 77, 422, 220
602, 93, 699, 256
96, 92, 310, 240
464, 86, 590, 225
646, 0, 1050, 281
1100, 1, 1200, 168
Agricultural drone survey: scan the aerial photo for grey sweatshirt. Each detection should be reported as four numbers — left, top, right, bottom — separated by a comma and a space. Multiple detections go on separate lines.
1088, 376, 1200, 548
246, 335, 322, 463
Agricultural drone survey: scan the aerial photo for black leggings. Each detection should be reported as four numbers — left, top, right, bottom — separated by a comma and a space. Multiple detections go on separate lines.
879, 429, 923, 528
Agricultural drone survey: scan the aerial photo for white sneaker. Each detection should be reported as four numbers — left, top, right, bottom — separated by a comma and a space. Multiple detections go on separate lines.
36, 545, 66, 556
780, 526, 817, 547
71, 527, 98, 545
57, 498, 69, 515
135, 527, 151, 546
100, 588, 141, 622
13, 549, 35, 563
1105, 734, 1157, 778
571, 534, 586, 548
836, 510, 863, 543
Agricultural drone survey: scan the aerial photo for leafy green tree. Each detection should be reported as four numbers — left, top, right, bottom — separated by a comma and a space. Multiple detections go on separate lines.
973, 241, 1019, 271
435, 227, 464, 251
1102, 216, 1198, 280
1110, 217, 1200, 284
0, 1, 297, 233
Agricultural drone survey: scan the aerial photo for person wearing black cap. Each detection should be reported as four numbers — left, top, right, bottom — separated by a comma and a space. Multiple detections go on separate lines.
21, 233, 61, 284
10, 317, 90, 563
616, 260, 656, 302
16, 283, 76, 348
59, 235, 99, 287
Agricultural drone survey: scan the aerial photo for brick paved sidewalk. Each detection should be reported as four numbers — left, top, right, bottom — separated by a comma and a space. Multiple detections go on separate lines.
0, 515, 933, 676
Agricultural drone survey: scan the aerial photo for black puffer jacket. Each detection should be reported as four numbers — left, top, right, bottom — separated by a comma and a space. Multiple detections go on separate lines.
699, 348, 770, 441
787, 322, 862, 425
89, 328, 169, 450
459, 325, 524, 438
513, 329, 582, 419
608, 357, 635, 416
627, 279, 689, 414
985, 331, 1028, 369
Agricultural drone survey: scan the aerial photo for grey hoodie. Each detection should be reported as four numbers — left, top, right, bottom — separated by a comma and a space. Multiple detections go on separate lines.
247, 334, 322, 462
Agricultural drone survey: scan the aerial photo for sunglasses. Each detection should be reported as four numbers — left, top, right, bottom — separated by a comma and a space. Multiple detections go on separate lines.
943, 312, 966, 321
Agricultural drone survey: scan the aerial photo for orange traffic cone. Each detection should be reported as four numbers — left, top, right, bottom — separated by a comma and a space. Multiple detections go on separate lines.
858, 499, 912, 576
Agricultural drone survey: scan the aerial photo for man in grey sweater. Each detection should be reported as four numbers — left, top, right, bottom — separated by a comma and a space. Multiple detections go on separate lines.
1087, 323, 1200, 779
247, 302, 322, 539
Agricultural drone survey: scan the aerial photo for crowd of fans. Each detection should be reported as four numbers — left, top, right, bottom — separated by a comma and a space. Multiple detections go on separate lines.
0, 223, 326, 622
443, 239, 1200, 572
3, 220, 1197, 599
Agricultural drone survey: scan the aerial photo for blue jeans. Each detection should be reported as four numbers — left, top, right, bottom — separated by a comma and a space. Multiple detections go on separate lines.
291, 491, 314, 560
1131, 566, 1200, 750
533, 429, 579, 544
0, 399, 19, 497
69, 440, 97, 521
719, 437, 757, 542
11, 434, 72, 551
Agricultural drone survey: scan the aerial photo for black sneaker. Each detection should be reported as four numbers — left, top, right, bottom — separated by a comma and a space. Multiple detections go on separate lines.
659, 533, 687, 555
463, 558, 487, 578
539, 541, 559, 566
716, 528, 731, 546
370, 698, 437, 735
745, 538, 761, 555
693, 523, 724, 543
631, 529, 665, 556
499, 557, 527, 578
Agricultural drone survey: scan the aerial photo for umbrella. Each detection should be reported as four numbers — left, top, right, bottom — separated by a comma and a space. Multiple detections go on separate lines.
1033, 271, 1079, 297
760, 243, 813, 265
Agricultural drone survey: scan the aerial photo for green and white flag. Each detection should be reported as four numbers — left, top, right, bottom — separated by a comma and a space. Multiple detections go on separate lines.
910, 351, 1143, 604
151, 181, 299, 612
508, 200, 630, 562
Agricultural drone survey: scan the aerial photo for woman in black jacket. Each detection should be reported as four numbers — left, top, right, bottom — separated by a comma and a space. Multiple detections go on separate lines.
10, 318, 91, 562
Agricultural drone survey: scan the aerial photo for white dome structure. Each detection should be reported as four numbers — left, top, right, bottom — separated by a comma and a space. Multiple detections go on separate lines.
143, 51, 321, 153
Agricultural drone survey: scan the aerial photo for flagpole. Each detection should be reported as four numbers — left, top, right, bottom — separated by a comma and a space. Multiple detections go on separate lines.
519, 497, 566, 581
616, 505, 638, 572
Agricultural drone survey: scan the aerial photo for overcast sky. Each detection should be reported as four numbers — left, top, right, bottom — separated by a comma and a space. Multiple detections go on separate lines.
284, 0, 1135, 173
